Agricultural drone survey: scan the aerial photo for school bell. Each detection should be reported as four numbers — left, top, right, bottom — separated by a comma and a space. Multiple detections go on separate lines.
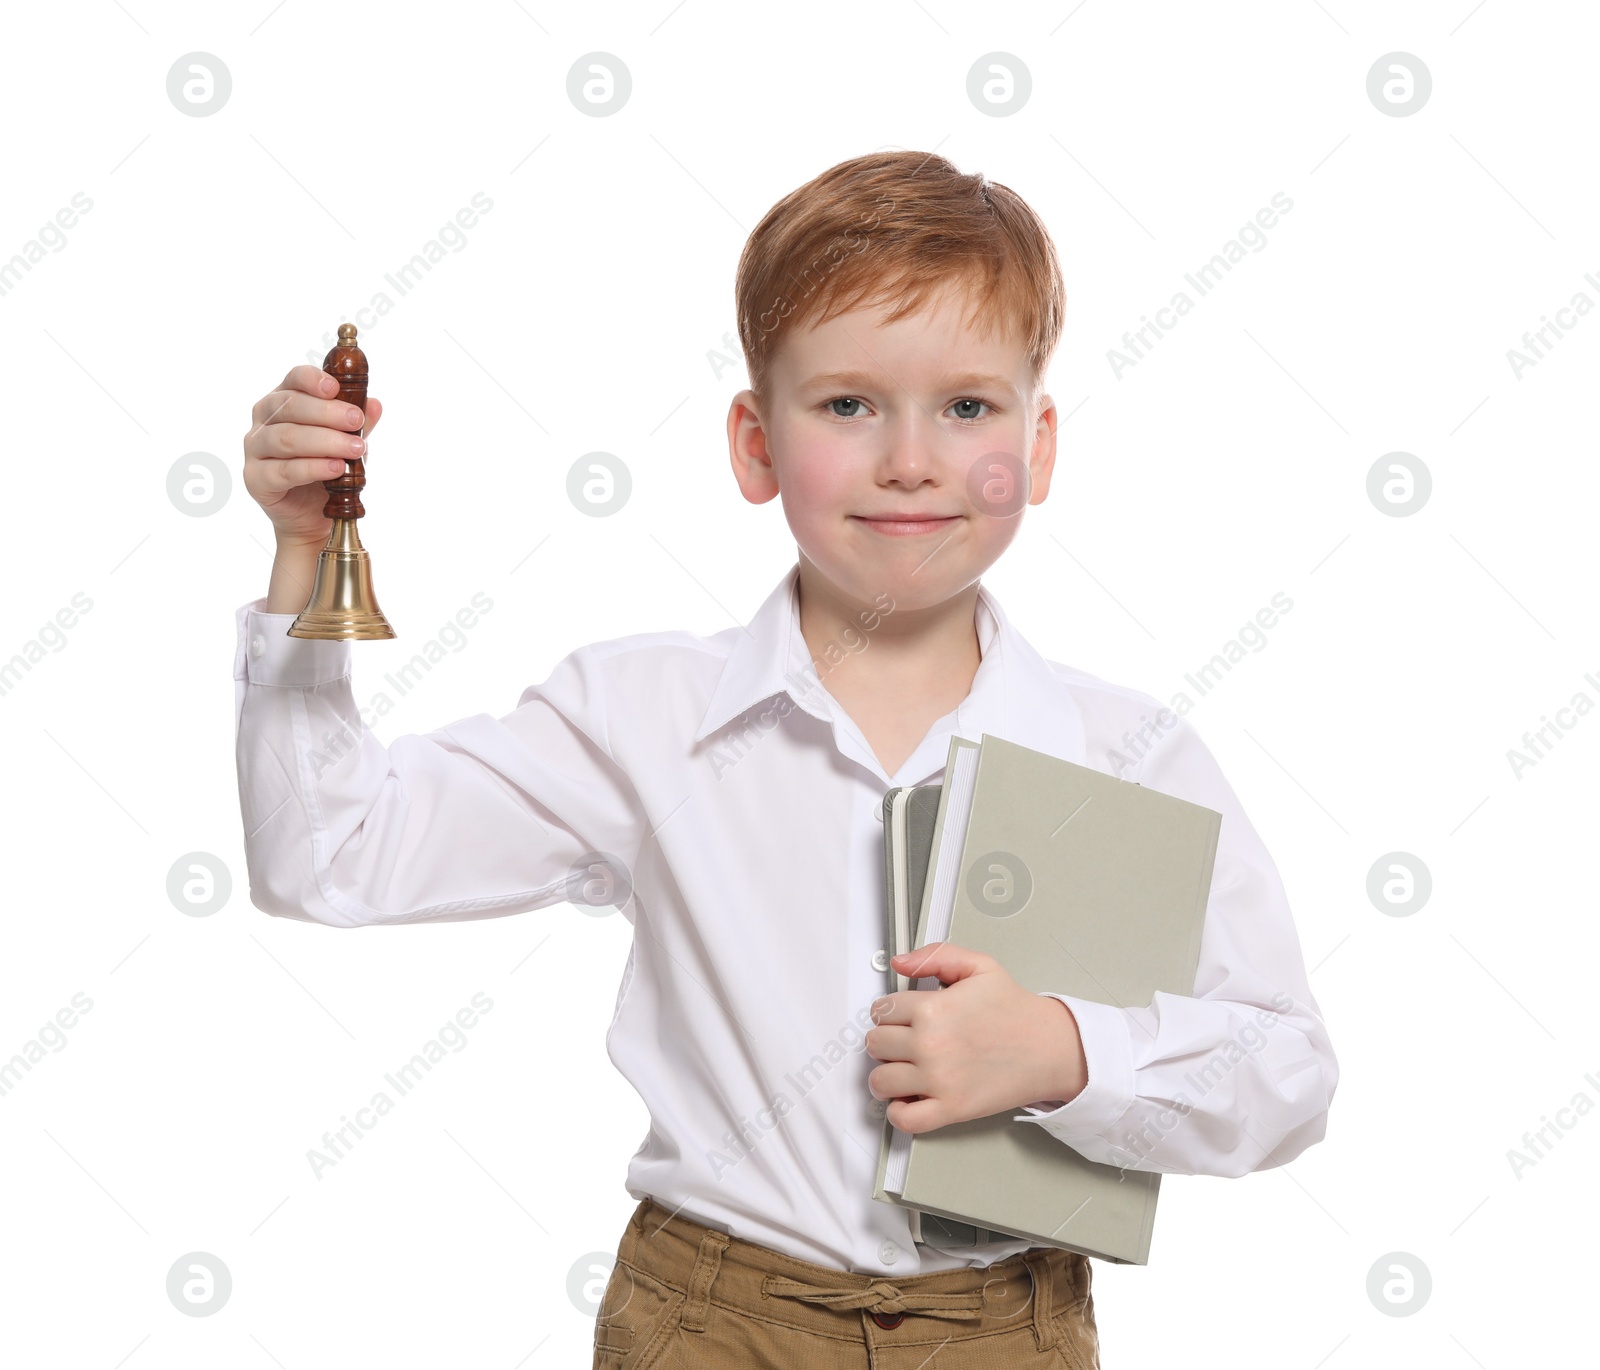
288, 322, 397, 640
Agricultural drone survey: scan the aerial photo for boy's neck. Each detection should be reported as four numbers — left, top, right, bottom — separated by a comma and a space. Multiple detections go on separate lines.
794, 556, 982, 694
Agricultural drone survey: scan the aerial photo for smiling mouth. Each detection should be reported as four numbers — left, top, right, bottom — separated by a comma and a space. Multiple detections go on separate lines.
852, 514, 961, 534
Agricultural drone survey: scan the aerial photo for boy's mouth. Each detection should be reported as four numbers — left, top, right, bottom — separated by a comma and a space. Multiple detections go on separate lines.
851, 513, 962, 536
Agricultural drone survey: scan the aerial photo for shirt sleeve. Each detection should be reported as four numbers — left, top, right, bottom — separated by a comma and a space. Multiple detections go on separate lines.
1009, 709, 1340, 1178
233, 598, 645, 928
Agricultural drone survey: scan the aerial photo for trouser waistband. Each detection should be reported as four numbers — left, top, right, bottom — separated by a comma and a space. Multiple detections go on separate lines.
614, 1196, 1082, 1352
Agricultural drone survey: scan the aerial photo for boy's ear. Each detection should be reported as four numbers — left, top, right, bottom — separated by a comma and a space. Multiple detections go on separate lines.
727, 389, 782, 505
1027, 392, 1059, 505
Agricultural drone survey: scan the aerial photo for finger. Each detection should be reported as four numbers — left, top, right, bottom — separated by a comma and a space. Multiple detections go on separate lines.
866, 1024, 915, 1061
894, 945, 943, 979
279, 363, 340, 400
248, 389, 370, 447
886, 1096, 940, 1135
869, 1063, 920, 1101
255, 454, 355, 493
255, 419, 368, 464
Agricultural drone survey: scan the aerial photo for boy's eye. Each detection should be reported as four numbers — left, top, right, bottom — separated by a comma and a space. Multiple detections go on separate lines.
825, 397, 993, 420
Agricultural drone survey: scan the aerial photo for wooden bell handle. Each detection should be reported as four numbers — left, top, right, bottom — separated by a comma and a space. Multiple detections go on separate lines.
320, 321, 369, 521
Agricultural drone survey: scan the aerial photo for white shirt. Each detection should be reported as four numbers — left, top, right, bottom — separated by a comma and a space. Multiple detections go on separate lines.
234, 560, 1337, 1274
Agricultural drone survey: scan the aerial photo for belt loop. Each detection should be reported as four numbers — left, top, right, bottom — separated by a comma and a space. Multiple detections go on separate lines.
1022, 1250, 1055, 1352
680, 1228, 728, 1333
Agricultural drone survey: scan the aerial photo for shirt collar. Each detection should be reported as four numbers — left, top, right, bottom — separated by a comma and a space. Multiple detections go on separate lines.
692, 561, 1087, 773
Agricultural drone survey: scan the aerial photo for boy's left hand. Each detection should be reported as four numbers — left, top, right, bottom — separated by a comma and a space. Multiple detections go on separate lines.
865, 941, 1088, 1135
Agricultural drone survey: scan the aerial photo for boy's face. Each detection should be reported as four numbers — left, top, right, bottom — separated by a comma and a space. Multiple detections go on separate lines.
727, 279, 1057, 614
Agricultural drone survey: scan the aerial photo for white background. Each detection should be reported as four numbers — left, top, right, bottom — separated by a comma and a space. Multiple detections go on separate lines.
0, 0, 1592, 1364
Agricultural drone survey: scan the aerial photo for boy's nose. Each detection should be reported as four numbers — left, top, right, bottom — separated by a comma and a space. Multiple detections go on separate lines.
876, 419, 939, 477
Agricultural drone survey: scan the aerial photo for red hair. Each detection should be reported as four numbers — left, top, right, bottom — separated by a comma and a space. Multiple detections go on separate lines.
734, 150, 1065, 407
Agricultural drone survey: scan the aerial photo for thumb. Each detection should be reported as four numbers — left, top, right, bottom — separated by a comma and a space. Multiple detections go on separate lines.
891, 941, 984, 985
363, 396, 383, 436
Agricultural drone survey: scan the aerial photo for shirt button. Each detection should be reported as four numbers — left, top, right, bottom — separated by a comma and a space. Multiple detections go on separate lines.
871, 1098, 887, 1117
879, 1240, 899, 1265
249, 634, 265, 659
871, 948, 890, 973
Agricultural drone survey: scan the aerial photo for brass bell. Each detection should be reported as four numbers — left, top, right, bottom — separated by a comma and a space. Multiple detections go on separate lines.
289, 323, 396, 641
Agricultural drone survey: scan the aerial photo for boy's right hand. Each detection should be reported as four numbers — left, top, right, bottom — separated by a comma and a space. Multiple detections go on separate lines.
242, 364, 384, 547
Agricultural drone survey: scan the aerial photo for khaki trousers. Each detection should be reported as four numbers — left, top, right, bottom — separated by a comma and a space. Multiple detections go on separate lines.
593, 1197, 1101, 1369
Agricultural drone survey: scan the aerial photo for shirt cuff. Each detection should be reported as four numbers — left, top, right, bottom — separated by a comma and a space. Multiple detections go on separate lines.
1011, 993, 1135, 1142
236, 597, 352, 687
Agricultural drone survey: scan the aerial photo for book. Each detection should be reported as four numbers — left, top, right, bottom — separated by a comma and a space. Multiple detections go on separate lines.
878, 784, 1007, 1251
872, 732, 1222, 1265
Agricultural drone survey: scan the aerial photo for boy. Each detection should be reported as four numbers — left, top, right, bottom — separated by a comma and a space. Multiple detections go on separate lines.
236, 150, 1337, 1368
